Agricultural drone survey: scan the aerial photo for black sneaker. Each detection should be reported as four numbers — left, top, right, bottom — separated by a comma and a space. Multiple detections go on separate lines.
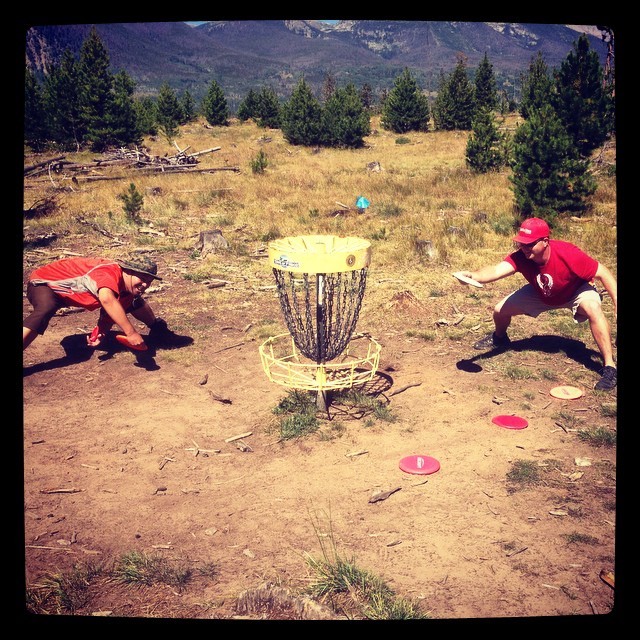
473, 332, 511, 350
149, 318, 169, 334
594, 366, 617, 391
147, 318, 193, 349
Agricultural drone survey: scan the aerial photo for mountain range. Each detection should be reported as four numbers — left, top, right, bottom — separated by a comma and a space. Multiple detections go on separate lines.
23, 20, 611, 109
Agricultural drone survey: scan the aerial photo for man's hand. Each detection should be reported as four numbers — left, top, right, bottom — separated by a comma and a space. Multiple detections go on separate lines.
87, 326, 104, 348
124, 330, 147, 348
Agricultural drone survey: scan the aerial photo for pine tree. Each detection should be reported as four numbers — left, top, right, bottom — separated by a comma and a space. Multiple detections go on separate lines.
321, 83, 370, 148
474, 53, 498, 113
42, 49, 84, 150
254, 87, 281, 129
510, 103, 595, 218
433, 57, 475, 130
24, 69, 49, 152
156, 82, 181, 142
321, 72, 337, 103
78, 26, 116, 152
552, 34, 610, 157
134, 96, 158, 136
281, 78, 323, 146
465, 108, 508, 173
381, 68, 430, 134
519, 53, 553, 120
359, 83, 375, 113
201, 79, 229, 127
179, 90, 196, 124
118, 183, 144, 224
237, 89, 259, 122
432, 71, 455, 130
110, 71, 142, 147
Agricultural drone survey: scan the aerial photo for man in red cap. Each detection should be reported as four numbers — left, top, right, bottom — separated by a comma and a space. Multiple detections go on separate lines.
455, 217, 617, 390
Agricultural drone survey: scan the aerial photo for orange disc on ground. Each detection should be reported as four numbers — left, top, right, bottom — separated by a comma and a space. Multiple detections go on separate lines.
116, 334, 148, 351
549, 385, 583, 400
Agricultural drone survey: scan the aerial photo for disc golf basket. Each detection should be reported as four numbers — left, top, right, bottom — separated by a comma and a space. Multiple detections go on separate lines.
259, 235, 381, 411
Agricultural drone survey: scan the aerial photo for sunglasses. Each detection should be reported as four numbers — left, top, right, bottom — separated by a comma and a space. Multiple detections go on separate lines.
516, 238, 546, 250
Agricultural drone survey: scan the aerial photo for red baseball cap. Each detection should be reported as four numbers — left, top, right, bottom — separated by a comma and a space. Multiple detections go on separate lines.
513, 218, 550, 244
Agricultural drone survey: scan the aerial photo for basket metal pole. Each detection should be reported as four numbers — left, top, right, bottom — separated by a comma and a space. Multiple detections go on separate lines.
316, 273, 328, 411
316, 273, 325, 363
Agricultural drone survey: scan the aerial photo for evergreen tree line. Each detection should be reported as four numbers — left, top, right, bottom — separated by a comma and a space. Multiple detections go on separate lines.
24, 27, 614, 217
25, 27, 208, 153
462, 36, 614, 218
507, 39, 614, 219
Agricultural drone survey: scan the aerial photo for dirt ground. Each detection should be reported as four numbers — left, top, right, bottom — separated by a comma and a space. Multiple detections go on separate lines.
20, 248, 621, 626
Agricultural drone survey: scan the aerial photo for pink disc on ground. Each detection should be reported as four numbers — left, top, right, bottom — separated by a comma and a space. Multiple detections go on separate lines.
492, 415, 528, 430
399, 455, 440, 475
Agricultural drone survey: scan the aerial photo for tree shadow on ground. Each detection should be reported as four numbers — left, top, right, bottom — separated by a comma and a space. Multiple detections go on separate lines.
455, 334, 603, 375
22, 328, 192, 377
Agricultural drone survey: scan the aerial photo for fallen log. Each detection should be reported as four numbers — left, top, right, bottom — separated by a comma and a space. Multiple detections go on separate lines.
24, 155, 66, 174
75, 215, 118, 238
133, 165, 240, 175
188, 146, 221, 157
63, 166, 240, 182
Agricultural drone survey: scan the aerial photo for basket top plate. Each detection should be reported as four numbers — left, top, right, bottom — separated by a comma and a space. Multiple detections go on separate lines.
268, 235, 371, 273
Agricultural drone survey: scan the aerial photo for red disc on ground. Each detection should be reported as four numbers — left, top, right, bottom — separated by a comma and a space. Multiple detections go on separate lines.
116, 334, 148, 351
399, 455, 440, 475
549, 385, 583, 400
492, 414, 528, 430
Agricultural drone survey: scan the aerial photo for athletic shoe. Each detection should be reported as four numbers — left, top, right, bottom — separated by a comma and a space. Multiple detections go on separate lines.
594, 366, 617, 391
149, 318, 169, 332
473, 332, 511, 350
147, 318, 193, 349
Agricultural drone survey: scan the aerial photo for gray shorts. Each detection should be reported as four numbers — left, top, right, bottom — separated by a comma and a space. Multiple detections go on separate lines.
499, 282, 602, 324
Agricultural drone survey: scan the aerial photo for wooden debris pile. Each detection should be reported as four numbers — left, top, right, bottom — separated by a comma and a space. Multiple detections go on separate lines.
24, 143, 239, 185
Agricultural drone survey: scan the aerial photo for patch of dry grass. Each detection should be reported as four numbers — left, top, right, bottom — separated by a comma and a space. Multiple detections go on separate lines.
23, 114, 617, 346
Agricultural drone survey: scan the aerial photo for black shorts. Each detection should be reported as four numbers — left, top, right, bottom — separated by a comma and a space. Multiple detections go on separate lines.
23, 282, 66, 334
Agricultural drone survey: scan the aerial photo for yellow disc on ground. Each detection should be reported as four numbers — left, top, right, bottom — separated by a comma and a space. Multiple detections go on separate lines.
268, 235, 371, 274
